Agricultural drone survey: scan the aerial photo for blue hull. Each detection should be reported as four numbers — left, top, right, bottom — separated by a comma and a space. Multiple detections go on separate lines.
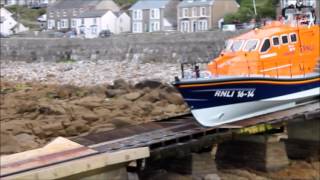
173, 76, 320, 127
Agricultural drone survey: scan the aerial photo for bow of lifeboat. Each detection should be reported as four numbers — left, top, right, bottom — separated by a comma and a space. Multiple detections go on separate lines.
173, 21, 320, 127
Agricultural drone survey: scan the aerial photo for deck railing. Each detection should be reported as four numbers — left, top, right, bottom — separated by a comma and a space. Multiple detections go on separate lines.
181, 59, 319, 80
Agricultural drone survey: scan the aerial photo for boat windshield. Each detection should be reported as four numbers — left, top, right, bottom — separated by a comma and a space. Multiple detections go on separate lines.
243, 39, 259, 52
230, 40, 244, 52
224, 40, 233, 51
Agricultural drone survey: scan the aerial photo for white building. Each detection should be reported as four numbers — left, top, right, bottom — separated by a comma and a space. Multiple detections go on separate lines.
74, 10, 130, 38
280, 0, 317, 8
0, 7, 29, 35
114, 12, 131, 34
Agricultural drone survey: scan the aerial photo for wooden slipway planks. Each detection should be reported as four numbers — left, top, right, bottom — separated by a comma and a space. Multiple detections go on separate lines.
0, 137, 150, 180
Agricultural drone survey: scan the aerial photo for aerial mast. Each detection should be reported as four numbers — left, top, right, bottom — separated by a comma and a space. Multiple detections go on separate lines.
252, 0, 257, 16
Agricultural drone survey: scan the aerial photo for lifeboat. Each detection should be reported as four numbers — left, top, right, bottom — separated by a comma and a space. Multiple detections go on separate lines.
173, 6, 320, 127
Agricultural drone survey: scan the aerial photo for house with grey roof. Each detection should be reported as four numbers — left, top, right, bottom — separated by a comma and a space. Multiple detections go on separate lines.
177, 0, 239, 32
129, 0, 180, 33
73, 9, 130, 38
47, 0, 120, 31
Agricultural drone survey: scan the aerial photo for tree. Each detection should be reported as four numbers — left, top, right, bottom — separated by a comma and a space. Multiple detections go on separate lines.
224, 0, 278, 23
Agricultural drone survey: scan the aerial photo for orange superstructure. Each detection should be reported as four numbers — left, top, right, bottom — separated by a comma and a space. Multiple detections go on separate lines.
208, 21, 320, 78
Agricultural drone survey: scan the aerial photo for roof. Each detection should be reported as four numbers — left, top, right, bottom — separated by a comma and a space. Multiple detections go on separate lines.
77, 9, 109, 18
129, 0, 169, 10
178, 0, 214, 7
233, 23, 298, 40
50, 0, 101, 9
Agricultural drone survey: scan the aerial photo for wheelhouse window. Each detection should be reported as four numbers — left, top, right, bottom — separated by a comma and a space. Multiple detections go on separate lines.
230, 40, 244, 52
224, 40, 233, 51
281, 35, 289, 44
243, 39, 259, 52
260, 39, 271, 53
272, 36, 280, 46
290, 33, 297, 43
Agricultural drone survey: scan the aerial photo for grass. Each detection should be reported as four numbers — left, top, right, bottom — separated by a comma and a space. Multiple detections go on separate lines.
6, 5, 46, 29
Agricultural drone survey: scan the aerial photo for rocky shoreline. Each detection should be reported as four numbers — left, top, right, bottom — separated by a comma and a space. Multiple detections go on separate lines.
0, 79, 188, 155
0, 60, 181, 86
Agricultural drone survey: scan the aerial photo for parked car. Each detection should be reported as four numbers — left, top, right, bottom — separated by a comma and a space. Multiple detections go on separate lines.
222, 24, 236, 32
0, 33, 9, 38
99, 30, 112, 38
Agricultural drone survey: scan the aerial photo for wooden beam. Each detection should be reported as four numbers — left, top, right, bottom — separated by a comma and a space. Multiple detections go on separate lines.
3, 147, 149, 180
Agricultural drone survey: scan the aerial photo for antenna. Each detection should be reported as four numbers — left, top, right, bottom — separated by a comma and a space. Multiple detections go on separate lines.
252, 0, 257, 16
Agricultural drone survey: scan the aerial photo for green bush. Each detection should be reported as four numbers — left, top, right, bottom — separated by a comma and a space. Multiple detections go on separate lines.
224, 0, 278, 23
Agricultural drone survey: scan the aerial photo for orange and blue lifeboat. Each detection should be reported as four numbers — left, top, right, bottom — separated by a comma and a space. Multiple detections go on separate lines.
173, 20, 320, 127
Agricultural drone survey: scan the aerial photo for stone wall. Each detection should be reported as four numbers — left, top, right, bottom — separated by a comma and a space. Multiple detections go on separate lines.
0, 31, 241, 63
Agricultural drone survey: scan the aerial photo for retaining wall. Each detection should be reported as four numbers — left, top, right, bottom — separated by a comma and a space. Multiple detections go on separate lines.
0, 31, 241, 63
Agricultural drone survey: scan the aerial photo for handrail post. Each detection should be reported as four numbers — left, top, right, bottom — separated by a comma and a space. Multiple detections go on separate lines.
276, 62, 279, 78
262, 61, 265, 77
215, 61, 218, 77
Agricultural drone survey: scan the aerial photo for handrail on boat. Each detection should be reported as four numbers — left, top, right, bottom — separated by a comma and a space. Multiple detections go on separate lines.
180, 58, 319, 80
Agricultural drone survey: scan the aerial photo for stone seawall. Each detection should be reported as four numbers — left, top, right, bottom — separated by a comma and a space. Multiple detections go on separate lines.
0, 31, 240, 63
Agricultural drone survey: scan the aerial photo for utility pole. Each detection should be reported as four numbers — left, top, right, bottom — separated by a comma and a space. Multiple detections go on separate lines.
252, 0, 257, 16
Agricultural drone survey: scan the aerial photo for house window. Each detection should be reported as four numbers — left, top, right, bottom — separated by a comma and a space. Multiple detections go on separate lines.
201, 7, 206, 16
81, 18, 85, 25
91, 26, 97, 34
61, 19, 68, 28
63, 10, 67, 17
192, 7, 197, 17
198, 20, 208, 31
71, 19, 77, 28
180, 21, 190, 32
56, 11, 60, 17
150, 9, 160, 19
133, 22, 142, 33
133, 10, 142, 20
150, 21, 160, 32
49, 11, 54, 18
260, 38, 271, 53
72, 9, 78, 17
47, 19, 55, 29
93, 18, 97, 25
183, 8, 189, 18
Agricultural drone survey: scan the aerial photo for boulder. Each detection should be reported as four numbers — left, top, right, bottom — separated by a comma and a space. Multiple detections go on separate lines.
163, 104, 179, 114
204, 174, 221, 180
105, 88, 128, 98
38, 102, 66, 115
93, 107, 112, 117
72, 96, 103, 109
140, 90, 161, 102
0, 132, 21, 154
112, 79, 131, 90
15, 133, 40, 150
160, 92, 185, 105
16, 102, 38, 114
124, 92, 142, 101
42, 121, 64, 132
135, 80, 163, 89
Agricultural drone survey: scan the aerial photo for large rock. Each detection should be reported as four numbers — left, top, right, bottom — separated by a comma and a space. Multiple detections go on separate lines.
16, 102, 38, 114
112, 79, 132, 90
105, 88, 128, 98
160, 92, 185, 105
0, 132, 21, 154
15, 133, 40, 150
135, 80, 163, 89
140, 90, 161, 102
38, 102, 66, 115
123, 92, 142, 101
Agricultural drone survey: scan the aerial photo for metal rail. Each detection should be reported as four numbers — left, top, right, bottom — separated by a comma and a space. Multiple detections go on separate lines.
74, 100, 320, 153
